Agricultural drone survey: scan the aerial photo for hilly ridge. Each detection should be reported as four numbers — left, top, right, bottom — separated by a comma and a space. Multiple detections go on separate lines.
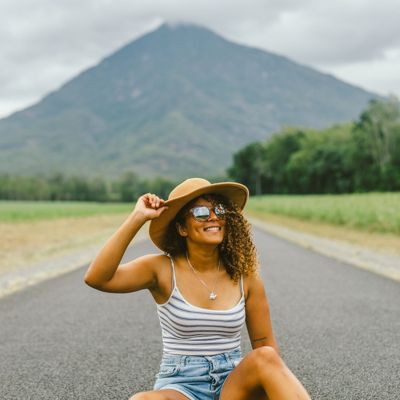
0, 23, 378, 179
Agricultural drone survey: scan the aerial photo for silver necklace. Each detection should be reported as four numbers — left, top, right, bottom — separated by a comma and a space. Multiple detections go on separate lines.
185, 252, 220, 300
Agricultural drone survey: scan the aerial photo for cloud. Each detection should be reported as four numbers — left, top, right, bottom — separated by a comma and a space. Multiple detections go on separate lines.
326, 48, 400, 97
0, 0, 399, 117
257, 0, 400, 65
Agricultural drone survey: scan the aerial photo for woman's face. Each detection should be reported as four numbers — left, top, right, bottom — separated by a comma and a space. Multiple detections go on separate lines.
178, 197, 226, 247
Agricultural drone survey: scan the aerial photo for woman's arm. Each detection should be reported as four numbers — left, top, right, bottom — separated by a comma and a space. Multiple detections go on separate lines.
245, 271, 280, 354
83, 193, 167, 293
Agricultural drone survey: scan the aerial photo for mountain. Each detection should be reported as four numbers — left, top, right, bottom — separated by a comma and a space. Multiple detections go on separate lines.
0, 23, 378, 179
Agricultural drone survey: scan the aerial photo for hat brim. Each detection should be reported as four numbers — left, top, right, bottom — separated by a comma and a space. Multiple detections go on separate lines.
149, 182, 249, 252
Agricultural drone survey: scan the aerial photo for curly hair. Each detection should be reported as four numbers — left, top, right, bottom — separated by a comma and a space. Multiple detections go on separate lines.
162, 193, 258, 282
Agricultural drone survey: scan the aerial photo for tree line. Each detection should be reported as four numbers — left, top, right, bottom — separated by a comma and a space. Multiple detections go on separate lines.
228, 96, 400, 194
2, 97, 399, 201
0, 172, 176, 202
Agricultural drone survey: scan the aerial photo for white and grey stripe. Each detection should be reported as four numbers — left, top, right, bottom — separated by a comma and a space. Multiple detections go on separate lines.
156, 256, 246, 355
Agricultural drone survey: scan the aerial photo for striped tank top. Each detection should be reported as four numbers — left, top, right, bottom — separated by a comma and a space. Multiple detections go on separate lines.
156, 256, 246, 355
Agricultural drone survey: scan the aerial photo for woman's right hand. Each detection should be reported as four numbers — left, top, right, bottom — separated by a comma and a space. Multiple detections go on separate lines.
132, 193, 168, 221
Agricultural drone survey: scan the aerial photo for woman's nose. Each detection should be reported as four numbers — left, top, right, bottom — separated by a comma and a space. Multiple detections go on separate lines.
208, 209, 218, 221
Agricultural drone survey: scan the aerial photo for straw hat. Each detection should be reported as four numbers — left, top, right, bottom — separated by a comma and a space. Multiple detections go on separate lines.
149, 177, 249, 251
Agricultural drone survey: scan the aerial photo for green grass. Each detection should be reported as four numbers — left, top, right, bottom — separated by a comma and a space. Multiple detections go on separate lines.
247, 192, 400, 235
3, 193, 400, 235
0, 201, 132, 222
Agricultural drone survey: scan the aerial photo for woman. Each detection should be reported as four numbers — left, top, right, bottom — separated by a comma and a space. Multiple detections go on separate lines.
84, 178, 311, 400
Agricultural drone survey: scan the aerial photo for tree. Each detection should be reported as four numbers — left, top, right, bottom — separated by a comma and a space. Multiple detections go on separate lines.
263, 128, 305, 193
115, 172, 141, 202
353, 96, 400, 190
227, 142, 267, 195
141, 177, 176, 200
285, 126, 354, 193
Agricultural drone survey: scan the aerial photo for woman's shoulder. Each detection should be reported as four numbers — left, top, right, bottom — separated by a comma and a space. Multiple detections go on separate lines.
242, 269, 264, 298
137, 253, 172, 268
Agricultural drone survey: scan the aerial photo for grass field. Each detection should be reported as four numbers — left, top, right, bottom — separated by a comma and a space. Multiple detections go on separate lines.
247, 192, 400, 235
2, 193, 400, 234
0, 201, 132, 222
0, 201, 135, 274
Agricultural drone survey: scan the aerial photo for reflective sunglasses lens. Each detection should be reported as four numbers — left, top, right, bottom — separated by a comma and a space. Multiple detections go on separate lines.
192, 206, 210, 221
215, 204, 226, 218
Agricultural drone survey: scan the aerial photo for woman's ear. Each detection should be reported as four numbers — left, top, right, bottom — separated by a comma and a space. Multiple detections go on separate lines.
176, 222, 188, 237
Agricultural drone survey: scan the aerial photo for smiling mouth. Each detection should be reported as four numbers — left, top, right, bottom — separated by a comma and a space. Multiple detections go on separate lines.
204, 226, 221, 232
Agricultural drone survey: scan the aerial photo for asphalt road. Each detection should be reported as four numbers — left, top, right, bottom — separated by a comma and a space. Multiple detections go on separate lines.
1, 227, 399, 399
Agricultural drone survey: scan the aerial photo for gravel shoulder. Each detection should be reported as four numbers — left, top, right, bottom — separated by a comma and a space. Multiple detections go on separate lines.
0, 219, 149, 299
248, 217, 400, 282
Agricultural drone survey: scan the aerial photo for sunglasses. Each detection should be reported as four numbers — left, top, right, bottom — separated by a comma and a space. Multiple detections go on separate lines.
189, 204, 226, 221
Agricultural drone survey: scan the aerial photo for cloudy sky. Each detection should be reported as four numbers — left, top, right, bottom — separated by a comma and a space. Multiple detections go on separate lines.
1, 0, 399, 118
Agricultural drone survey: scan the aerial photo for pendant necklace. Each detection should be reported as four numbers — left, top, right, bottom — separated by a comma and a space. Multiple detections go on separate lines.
185, 252, 220, 300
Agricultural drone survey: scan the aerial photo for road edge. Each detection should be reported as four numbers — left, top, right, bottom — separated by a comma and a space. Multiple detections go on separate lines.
0, 222, 150, 299
249, 217, 400, 283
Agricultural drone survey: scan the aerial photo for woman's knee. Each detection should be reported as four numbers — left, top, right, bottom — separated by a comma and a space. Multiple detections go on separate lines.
248, 346, 282, 371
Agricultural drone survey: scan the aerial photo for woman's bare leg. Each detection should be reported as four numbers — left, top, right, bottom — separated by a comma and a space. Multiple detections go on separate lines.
221, 346, 311, 400
129, 389, 190, 400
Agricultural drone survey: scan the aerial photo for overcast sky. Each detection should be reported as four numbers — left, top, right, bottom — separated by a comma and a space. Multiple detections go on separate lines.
1, 0, 399, 118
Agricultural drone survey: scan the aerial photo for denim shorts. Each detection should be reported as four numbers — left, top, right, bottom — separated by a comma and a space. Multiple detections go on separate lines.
153, 348, 243, 400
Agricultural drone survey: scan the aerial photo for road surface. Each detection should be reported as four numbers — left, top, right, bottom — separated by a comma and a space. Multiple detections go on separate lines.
1, 227, 399, 399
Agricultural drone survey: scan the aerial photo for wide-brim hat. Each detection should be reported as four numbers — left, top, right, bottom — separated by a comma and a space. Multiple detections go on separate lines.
149, 177, 249, 252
